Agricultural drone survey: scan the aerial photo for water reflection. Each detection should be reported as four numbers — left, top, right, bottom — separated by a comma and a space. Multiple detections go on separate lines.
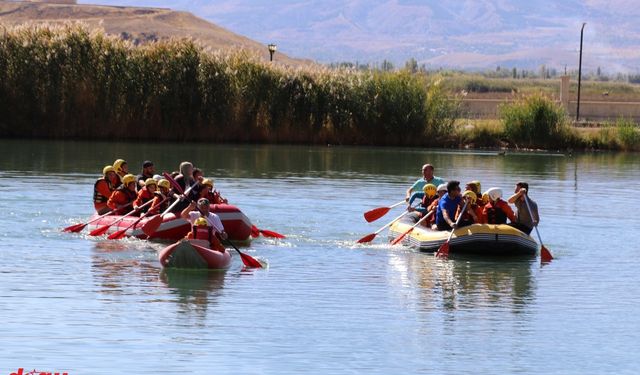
91, 241, 159, 296
159, 269, 226, 320
389, 252, 536, 313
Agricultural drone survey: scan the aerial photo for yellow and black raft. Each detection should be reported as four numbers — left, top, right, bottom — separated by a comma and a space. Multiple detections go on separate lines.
389, 214, 538, 257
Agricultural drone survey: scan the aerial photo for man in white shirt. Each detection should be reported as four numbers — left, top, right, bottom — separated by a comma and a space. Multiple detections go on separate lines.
180, 198, 229, 240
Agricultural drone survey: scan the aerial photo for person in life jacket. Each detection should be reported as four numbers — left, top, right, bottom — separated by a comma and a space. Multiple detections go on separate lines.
482, 187, 516, 225
171, 161, 196, 213
149, 179, 173, 215
198, 178, 228, 205
107, 174, 137, 215
406, 183, 438, 226
181, 198, 228, 247
428, 184, 448, 229
133, 178, 158, 214
455, 191, 486, 227
94, 165, 119, 214
187, 217, 226, 252
113, 159, 129, 187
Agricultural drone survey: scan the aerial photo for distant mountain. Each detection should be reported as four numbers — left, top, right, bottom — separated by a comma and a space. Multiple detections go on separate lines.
80, 0, 640, 73
0, 0, 306, 66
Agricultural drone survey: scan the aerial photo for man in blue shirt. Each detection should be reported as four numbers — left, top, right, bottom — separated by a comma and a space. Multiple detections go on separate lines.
405, 164, 445, 201
436, 180, 462, 231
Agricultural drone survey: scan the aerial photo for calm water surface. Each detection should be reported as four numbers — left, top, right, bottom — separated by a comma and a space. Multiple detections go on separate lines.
1, 140, 639, 374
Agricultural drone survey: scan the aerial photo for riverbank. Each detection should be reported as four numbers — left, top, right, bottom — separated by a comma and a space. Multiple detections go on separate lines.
0, 24, 637, 151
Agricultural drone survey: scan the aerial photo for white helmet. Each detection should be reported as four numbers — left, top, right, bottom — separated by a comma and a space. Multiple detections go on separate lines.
437, 183, 447, 192
486, 187, 503, 202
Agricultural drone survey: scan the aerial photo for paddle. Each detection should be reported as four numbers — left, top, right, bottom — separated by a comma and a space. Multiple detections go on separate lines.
436, 200, 469, 259
363, 200, 406, 222
390, 211, 434, 245
357, 210, 411, 244
62, 206, 123, 233
143, 178, 200, 237
108, 196, 170, 240
524, 195, 553, 263
163, 172, 263, 269
251, 224, 286, 239
88, 200, 153, 236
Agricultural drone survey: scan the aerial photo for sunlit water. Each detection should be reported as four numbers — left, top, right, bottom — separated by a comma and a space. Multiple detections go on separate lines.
1, 140, 639, 374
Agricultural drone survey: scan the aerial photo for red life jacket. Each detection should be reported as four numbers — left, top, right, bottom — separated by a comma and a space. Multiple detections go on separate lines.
192, 225, 214, 243
484, 201, 507, 224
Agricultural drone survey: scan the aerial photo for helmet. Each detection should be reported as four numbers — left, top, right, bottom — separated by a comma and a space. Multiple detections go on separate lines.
486, 187, 503, 202
194, 217, 208, 227
201, 179, 214, 188
463, 190, 477, 205
422, 183, 437, 198
113, 159, 128, 174
197, 198, 210, 207
102, 165, 115, 176
481, 192, 489, 204
153, 174, 162, 181
437, 183, 447, 192
471, 180, 481, 193
121, 174, 136, 186
145, 178, 157, 187
158, 179, 170, 189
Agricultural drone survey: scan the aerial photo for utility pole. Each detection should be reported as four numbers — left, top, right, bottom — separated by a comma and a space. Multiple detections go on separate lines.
576, 23, 586, 122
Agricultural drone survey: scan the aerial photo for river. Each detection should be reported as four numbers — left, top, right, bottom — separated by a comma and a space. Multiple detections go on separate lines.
1, 140, 639, 374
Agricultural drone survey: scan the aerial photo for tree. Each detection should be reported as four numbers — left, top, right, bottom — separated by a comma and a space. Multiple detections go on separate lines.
405, 58, 418, 73
512, 67, 517, 79
381, 59, 394, 72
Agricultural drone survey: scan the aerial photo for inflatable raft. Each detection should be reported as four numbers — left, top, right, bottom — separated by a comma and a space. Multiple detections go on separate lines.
159, 239, 232, 270
86, 204, 253, 244
389, 214, 538, 257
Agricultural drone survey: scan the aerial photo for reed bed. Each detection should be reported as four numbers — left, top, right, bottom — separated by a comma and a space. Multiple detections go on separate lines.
0, 24, 458, 146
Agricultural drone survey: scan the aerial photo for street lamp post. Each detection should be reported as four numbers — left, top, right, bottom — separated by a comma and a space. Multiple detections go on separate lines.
267, 43, 277, 62
576, 22, 586, 122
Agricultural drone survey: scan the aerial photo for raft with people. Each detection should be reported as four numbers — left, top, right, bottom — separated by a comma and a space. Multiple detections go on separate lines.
63, 158, 285, 269
359, 163, 553, 262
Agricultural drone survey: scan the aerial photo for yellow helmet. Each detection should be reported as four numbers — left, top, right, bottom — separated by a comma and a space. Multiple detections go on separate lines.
113, 159, 128, 174
194, 217, 208, 227
121, 174, 136, 186
145, 178, 157, 187
463, 190, 477, 205
201, 179, 214, 188
481, 192, 489, 204
471, 180, 481, 193
102, 165, 115, 176
422, 183, 437, 198
158, 179, 170, 189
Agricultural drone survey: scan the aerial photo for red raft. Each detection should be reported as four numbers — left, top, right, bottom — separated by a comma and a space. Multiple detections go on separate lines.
159, 239, 232, 270
86, 204, 253, 244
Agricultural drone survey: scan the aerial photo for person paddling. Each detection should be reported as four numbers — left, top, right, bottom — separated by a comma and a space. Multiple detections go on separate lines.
199, 178, 228, 204
435, 181, 462, 231
133, 178, 158, 214
93, 165, 119, 214
483, 188, 516, 225
186, 217, 226, 251
113, 159, 128, 187
405, 164, 445, 201
455, 191, 485, 227
507, 182, 539, 234
150, 179, 173, 215
107, 174, 137, 215
181, 198, 228, 242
